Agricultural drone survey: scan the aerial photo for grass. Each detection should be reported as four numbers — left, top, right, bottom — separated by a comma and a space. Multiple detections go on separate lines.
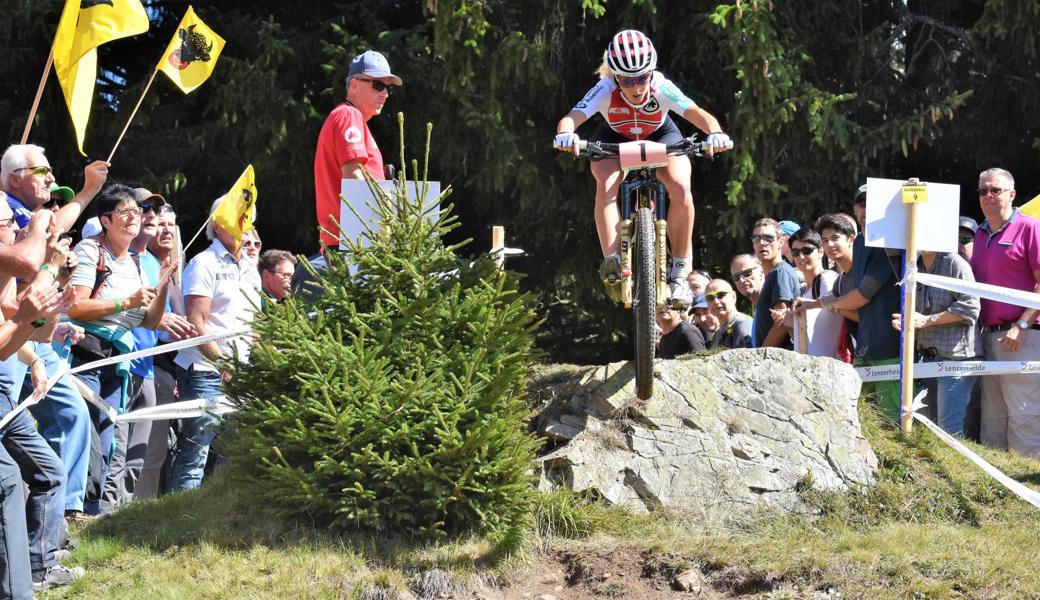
45, 401, 1040, 599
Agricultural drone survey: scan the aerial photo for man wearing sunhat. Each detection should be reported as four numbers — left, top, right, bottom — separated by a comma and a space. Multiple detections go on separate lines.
958, 215, 978, 263
313, 50, 403, 249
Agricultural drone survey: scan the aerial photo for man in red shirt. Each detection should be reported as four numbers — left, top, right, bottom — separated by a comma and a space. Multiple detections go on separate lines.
313, 50, 402, 248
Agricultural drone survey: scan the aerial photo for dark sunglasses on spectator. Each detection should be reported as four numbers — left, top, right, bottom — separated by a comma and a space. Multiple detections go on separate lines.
140, 202, 172, 215
750, 234, 776, 244
978, 187, 1009, 196
792, 246, 818, 256
731, 267, 759, 281
704, 290, 731, 301
359, 78, 394, 94
958, 234, 973, 244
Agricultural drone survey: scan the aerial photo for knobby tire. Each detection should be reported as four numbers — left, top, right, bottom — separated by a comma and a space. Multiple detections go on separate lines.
633, 207, 655, 399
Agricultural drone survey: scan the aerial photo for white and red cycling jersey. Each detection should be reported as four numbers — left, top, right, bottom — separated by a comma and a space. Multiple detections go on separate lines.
571, 72, 696, 140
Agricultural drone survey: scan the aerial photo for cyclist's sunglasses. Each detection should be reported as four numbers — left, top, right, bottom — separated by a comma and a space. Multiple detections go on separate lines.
615, 73, 652, 88
359, 78, 395, 95
791, 246, 818, 256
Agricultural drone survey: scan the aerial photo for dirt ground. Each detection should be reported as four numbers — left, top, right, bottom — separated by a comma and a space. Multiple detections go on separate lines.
490, 548, 842, 600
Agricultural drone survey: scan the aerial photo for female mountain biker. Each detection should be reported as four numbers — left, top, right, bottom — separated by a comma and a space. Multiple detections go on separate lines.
554, 29, 731, 306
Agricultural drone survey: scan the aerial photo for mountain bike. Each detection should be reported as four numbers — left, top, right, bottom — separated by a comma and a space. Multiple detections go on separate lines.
577, 135, 725, 399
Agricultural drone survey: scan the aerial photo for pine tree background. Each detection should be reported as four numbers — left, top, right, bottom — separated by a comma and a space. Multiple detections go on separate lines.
223, 132, 541, 538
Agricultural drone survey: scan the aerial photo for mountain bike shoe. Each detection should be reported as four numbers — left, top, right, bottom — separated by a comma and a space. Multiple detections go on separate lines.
668, 277, 693, 309
599, 254, 623, 303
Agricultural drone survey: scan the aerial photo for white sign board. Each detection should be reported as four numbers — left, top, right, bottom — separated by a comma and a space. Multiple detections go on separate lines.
864, 177, 959, 253
338, 179, 441, 251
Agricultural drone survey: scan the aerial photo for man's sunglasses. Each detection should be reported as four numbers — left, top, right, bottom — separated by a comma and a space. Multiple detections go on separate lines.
15, 166, 52, 177
958, 234, 974, 245
978, 187, 1009, 196
615, 73, 652, 87
731, 267, 759, 281
141, 202, 172, 215
704, 290, 732, 301
792, 246, 818, 256
750, 234, 777, 244
359, 78, 395, 95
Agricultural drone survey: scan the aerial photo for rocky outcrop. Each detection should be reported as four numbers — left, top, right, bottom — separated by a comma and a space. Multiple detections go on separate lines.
532, 348, 877, 515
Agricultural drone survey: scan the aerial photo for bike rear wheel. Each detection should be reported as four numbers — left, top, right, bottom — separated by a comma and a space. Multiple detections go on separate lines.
633, 207, 656, 399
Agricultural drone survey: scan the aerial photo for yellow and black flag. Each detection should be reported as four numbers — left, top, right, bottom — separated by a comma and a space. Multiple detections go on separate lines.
213, 165, 258, 251
158, 6, 225, 93
52, 0, 150, 154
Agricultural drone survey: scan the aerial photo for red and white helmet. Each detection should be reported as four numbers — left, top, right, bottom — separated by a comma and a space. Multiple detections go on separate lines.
605, 30, 657, 77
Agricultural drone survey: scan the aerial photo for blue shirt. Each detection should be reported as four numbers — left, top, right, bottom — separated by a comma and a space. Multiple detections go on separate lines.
851, 236, 902, 361
129, 251, 163, 379
6, 194, 34, 229
753, 261, 800, 348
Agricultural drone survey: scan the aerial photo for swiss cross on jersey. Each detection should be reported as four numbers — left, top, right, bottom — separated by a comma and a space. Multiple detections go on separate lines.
605, 88, 665, 140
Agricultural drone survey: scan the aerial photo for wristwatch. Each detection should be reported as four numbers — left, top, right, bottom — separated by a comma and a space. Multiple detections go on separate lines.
1016, 318, 1031, 330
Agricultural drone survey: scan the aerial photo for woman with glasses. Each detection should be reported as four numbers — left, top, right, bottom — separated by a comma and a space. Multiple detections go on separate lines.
553, 30, 732, 306
786, 227, 843, 358
65, 184, 174, 514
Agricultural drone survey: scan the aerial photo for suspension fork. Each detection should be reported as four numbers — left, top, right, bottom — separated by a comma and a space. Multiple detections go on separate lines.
652, 180, 668, 308
619, 178, 635, 307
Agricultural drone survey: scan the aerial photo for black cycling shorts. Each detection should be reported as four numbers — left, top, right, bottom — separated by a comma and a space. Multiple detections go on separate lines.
591, 115, 684, 147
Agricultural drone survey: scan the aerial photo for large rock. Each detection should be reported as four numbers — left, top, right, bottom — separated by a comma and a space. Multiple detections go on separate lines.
532, 348, 877, 515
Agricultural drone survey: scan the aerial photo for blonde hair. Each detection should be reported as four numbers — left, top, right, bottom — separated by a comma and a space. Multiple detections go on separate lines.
596, 60, 612, 79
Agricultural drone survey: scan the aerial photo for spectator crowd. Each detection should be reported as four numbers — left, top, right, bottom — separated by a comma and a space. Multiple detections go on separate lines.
0, 141, 296, 595
662, 169, 1040, 470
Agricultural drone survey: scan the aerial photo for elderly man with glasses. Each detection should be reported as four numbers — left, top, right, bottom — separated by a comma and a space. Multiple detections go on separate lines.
1, 144, 106, 525
313, 50, 402, 250
971, 168, 1040, 457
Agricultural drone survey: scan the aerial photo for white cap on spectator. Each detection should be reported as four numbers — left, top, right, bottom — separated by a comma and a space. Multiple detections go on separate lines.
81, 217, 102, 239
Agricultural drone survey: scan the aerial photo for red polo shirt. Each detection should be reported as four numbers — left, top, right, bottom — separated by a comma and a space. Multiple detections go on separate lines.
313, 102, 385, 247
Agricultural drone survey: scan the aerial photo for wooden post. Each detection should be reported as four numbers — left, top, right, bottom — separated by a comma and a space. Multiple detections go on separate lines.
900, 178, 926, 433
491, 225, 505, 268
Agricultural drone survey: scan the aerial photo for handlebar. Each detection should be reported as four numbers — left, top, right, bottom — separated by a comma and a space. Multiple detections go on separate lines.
576, 135, 733, 161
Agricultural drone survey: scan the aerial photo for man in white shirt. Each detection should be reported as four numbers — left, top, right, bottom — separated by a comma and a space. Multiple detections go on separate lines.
168, 197, 261, 491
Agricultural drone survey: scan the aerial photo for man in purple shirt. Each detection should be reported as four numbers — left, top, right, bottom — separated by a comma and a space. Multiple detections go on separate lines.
971, 167, 1040, 457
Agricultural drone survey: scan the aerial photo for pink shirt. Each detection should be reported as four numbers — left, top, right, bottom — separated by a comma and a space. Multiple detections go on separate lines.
971, 209, 1040, 327
313, 102, 385, 247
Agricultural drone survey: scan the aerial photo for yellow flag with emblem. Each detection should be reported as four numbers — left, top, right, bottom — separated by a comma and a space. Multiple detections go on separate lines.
1018, 193, 1040, 220
212, 165, 257, 251
52, 0, 150, 155
157, 6, 225, 93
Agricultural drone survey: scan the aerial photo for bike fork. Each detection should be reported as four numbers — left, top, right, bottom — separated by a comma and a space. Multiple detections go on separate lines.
653, 180, 668, 308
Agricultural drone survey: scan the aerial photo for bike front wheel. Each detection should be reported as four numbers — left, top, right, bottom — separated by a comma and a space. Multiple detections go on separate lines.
633, 206, 656, 400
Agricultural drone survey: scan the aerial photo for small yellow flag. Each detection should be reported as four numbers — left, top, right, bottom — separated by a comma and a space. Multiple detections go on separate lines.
52, 0, 150, 155
212, 165, 258, 251
1019, 194, 1040, 220
157, 6, 225, 93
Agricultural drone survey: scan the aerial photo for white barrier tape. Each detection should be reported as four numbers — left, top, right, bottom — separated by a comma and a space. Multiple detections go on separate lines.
857, 360, 1040, 382
0, 327, 251, 431
911, 272, 1040, 311
65, 327, 254, 377
905, 391, 1040, 510
113, 396, 235, 423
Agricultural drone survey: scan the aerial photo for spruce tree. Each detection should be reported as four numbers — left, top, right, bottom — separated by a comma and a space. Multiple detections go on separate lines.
223, 120, 540, 538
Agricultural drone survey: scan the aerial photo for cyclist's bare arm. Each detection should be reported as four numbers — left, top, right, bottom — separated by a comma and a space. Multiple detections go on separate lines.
682, 106, 730, 153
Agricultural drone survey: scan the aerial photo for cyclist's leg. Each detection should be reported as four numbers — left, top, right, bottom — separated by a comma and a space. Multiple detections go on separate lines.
591, 158, 623, 257
657, 154, 694, 258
